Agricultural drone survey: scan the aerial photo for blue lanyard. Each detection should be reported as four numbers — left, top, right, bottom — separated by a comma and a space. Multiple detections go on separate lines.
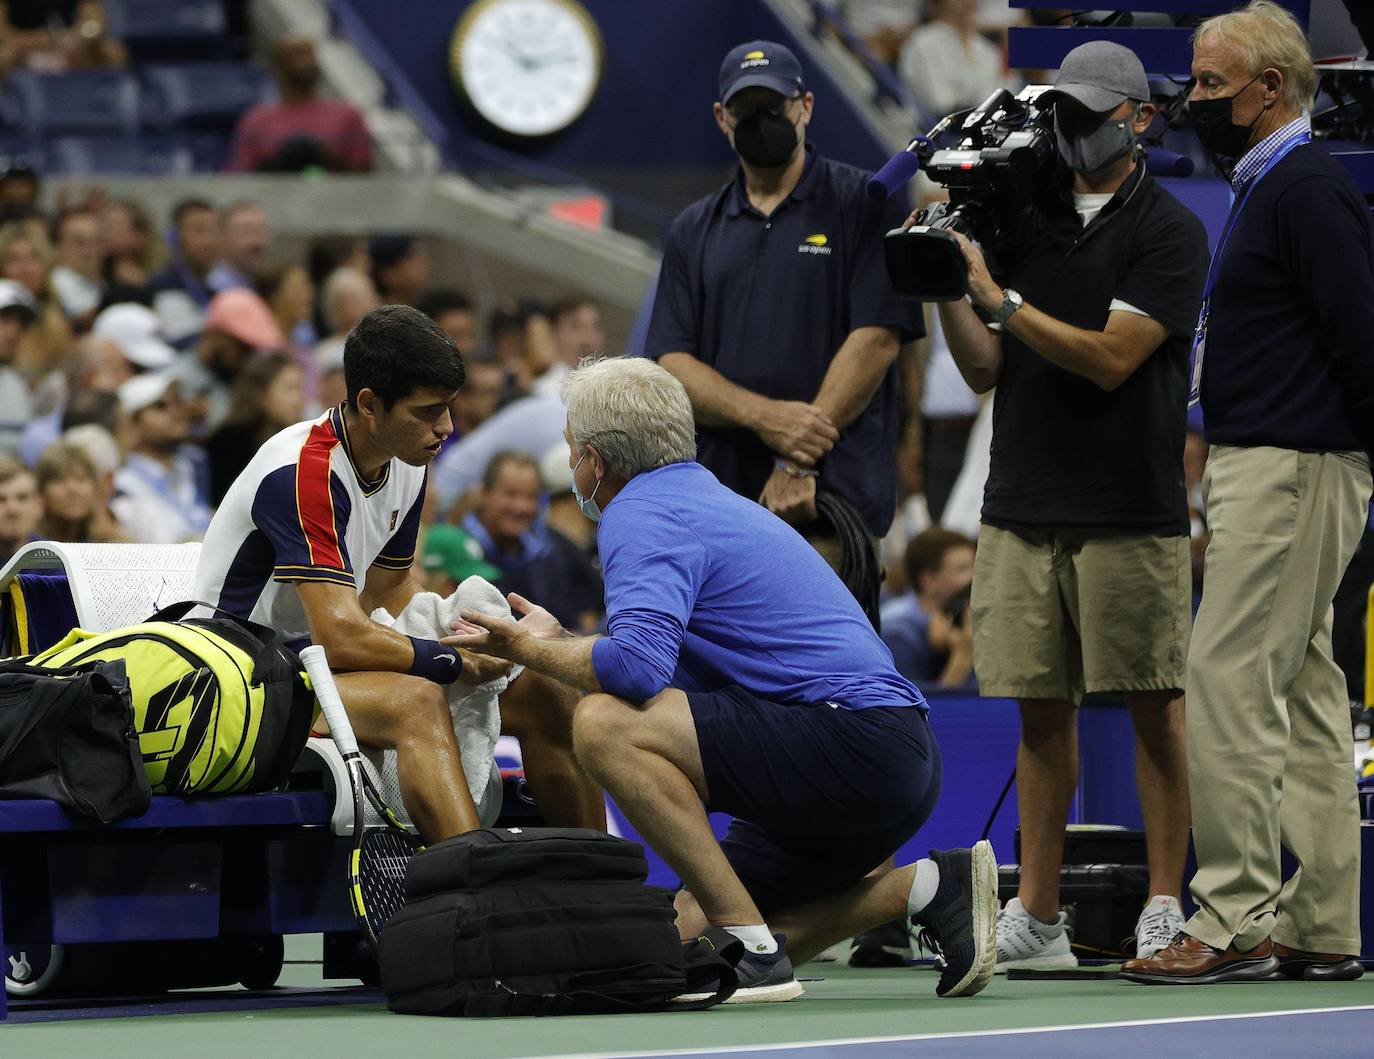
1199, 129, 1311, 307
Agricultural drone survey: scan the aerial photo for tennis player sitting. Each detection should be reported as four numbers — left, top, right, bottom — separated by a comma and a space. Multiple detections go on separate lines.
193, 305, 601, 842
445, 356, 997, 1002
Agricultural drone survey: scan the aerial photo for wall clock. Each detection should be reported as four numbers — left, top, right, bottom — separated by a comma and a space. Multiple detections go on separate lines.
450, 0, 605, 139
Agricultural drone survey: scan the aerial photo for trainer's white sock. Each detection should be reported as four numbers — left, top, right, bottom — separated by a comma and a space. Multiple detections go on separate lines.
907, 858, 940, 918
724, 924, 778, 954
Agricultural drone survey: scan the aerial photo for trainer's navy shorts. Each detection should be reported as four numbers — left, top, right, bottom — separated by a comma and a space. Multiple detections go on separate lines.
688, 686, 942, 915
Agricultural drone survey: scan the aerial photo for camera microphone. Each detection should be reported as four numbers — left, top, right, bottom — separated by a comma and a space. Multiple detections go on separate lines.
867, 139, 924, 200
1145, 148, 1195, 178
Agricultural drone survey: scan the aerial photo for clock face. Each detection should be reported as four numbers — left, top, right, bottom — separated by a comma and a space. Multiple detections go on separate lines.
451, 0, 604, 139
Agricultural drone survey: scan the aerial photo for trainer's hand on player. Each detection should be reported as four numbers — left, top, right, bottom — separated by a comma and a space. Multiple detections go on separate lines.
444, 593, 568, 661
444, 611, 525, 660
455, 648, 512, 683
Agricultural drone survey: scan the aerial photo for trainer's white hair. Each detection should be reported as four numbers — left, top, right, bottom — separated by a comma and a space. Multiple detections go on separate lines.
561, 356, 697, 479
1194, 0, 1316, 111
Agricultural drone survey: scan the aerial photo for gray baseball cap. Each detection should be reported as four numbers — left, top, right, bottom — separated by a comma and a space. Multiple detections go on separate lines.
1044, 41, 1150, 113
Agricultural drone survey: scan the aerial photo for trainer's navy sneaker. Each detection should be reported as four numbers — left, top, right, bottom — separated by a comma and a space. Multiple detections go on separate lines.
911, 841, 998, 998
676, 933, 804, 1004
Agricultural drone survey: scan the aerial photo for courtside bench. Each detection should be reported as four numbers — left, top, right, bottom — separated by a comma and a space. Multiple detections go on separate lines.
0, 543, 371, 1019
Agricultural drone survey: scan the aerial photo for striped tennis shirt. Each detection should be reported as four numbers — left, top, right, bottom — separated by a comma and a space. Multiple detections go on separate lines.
192, 404, 425, 643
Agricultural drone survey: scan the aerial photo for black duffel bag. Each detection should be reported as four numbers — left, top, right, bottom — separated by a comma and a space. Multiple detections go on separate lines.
0, 657, 150, 823
379, 827, 740, 1016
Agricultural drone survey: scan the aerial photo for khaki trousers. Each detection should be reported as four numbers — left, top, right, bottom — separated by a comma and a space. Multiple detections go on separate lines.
1186, 444, 1371, 955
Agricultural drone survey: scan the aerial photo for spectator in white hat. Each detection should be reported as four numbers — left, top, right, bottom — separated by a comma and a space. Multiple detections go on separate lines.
92, 303, 177, 372
0, 278, 37, 457
109, 373, 212, 544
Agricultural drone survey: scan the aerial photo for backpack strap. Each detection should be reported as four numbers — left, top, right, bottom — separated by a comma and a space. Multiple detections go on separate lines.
146, 601, 283, 650
666, 927, 743, 1011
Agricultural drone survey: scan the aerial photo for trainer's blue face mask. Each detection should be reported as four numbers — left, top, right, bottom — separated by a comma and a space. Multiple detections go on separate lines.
571, 451, 603, 523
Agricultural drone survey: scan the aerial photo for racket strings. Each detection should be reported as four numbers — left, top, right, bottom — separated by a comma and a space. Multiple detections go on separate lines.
358, 829, 420, 936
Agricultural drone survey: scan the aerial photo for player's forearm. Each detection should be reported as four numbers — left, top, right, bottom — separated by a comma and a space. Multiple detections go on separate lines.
813, 327, 900, 429
360, 573, 424, 619
658, 352, 768, 430
508, 633, 603, 693
314, 616, 418, 674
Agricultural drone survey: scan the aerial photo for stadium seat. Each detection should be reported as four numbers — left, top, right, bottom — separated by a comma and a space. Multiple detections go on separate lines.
104, 0, 228, 58
141, 62, 272, 131
189, 132, 232, 172
4, 70, 141, 136
45, 135, 194, 176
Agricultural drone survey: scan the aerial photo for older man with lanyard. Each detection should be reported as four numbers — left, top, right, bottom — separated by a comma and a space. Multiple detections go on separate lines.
1124, 1, 1374, 985
646, 40, 922, 544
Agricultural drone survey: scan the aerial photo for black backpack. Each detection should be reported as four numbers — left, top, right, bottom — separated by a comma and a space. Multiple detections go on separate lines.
379, 827, 741, 1016
0, 657, 151, 823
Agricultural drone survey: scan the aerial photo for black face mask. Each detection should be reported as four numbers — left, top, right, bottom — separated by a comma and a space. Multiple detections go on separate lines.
732, 110, 800, 168
1187, 75, 1262, 160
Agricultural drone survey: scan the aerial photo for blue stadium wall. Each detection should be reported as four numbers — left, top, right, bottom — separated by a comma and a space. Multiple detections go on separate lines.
331, 0, 895, 225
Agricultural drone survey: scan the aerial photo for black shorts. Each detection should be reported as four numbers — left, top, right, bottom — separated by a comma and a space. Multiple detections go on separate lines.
688, 686, 942, 916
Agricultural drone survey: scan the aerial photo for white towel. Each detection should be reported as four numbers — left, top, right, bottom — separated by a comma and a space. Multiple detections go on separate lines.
367, 576, 520, 827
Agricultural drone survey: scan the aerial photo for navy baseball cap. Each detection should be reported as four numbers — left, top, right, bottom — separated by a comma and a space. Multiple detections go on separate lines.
718, 41, 805, 106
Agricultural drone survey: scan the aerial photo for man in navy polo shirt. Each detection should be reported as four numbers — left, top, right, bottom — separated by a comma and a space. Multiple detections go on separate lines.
645, 41, 922, 540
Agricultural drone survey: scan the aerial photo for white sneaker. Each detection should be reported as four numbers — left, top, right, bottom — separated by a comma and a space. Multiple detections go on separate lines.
1134, 895, 1185, 960
994, 897, 1078, 973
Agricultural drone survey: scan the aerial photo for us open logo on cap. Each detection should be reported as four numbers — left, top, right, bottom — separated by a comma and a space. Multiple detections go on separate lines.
740, 49, 769, 69
798, 233, 832, 256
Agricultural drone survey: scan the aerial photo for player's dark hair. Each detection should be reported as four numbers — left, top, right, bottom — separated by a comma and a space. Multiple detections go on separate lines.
343, 304, 465, 410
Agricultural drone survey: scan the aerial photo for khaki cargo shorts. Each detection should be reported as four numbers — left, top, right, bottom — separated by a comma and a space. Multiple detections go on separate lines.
971, 524, 1190, 702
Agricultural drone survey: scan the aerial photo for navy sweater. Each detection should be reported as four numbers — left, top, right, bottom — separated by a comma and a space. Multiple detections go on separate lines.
1200, 146, 1374, 457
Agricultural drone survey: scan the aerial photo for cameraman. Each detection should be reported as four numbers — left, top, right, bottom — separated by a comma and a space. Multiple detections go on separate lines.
909, 42, 1208, 969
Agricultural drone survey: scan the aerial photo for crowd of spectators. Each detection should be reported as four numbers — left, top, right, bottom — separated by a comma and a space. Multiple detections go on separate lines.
0, 156, 611, 631
824, 0, 1027, 120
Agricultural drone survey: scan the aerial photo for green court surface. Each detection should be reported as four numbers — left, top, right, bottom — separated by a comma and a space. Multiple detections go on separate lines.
3, 936, 1372, 1058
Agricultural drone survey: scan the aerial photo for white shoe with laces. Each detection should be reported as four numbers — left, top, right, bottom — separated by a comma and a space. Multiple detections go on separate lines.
1134, 895, 1186, 960
994, 897, 1078, 973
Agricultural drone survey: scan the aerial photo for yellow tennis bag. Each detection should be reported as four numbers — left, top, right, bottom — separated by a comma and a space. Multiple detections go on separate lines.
29, 602, 313, 796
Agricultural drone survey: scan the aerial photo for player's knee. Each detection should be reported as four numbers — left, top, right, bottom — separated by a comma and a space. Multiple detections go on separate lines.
571, 692, 633, 764
395, 676, 451, 741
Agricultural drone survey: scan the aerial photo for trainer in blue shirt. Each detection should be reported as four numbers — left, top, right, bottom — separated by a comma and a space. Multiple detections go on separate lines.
445, 356, 996, 1003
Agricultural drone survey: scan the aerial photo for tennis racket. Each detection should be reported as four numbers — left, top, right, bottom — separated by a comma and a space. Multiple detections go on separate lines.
301, 645, 422, 952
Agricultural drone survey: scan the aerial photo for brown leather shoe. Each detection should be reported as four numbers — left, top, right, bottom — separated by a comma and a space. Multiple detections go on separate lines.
1119, 933, 1278, 984
1271, 943, 1365, 981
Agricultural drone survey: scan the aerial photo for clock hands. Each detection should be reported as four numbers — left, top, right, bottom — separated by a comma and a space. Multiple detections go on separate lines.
498, 35, 580, 73
525, 52, 580, 68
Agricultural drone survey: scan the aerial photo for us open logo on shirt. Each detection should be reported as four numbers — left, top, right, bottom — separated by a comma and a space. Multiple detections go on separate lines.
798, 233, 832, 256
389, 509, 399, 532
740, 49, 769, 69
